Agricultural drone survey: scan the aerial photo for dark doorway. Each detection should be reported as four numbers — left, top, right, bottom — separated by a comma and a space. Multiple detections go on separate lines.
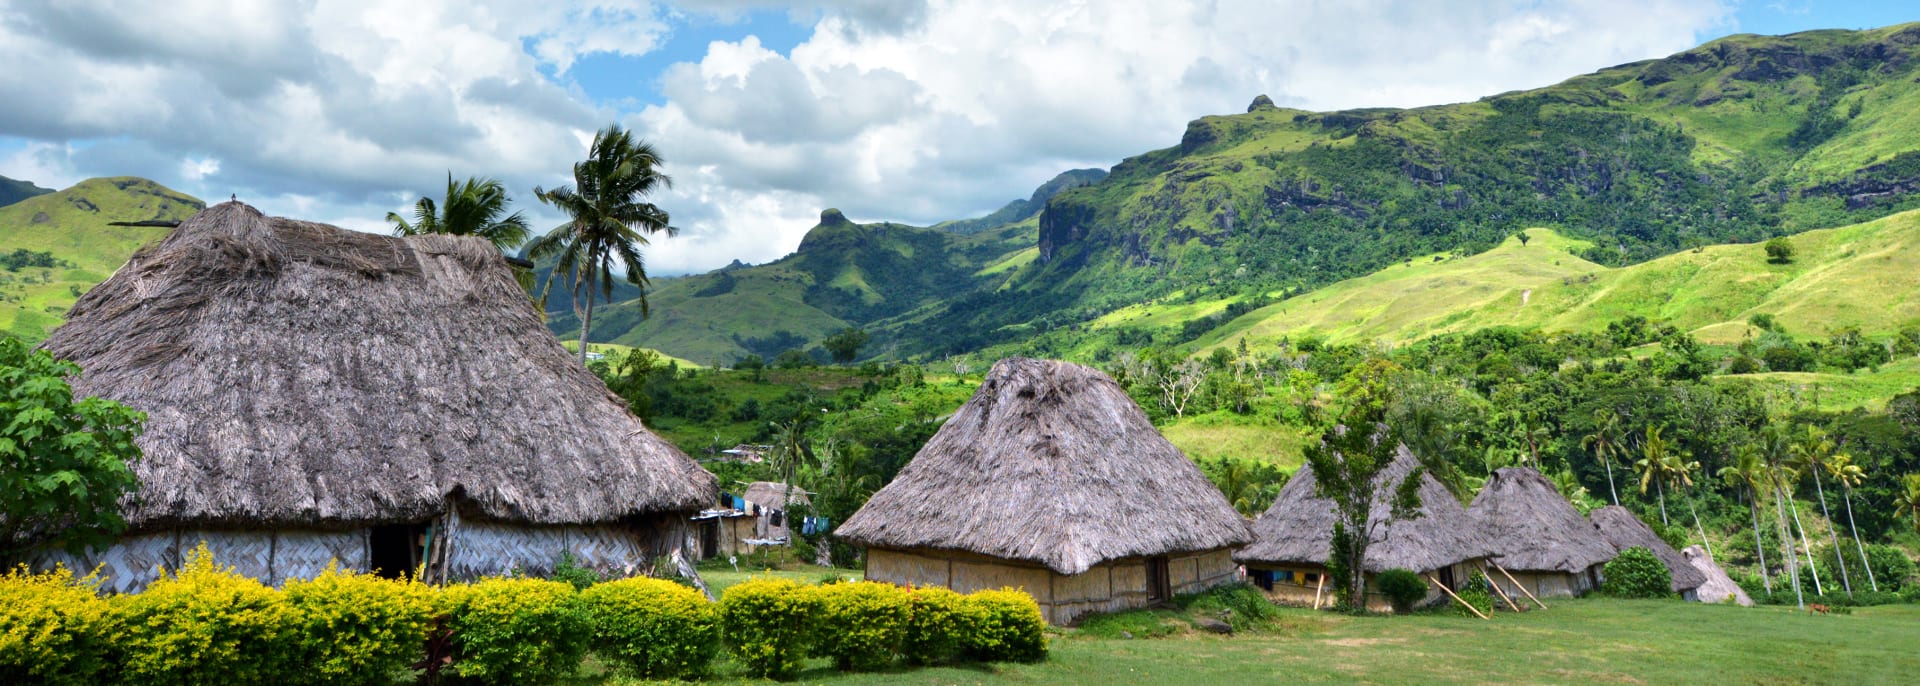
370, 523, 427, 579
1438, 565, 1457, 591
699, 520, 720, 560
1146, 556, 1172, 602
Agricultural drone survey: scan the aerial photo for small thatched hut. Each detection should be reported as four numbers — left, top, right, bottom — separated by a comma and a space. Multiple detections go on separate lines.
1682, 545, 1753, 606
1469, 467, 1617, 599
742, 482, 809, 541
29, 202, 716, 592
1588, 506, 1707, 601
837, 358, 1253, 625
1236, 446, 1496, 612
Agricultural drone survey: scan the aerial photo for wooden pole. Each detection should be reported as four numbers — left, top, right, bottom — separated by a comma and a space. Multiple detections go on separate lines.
1428, 573, 1489, 620
1487, 575, 1523, 612
1492, 562, 1547, 610
1312, 574, 1326, 610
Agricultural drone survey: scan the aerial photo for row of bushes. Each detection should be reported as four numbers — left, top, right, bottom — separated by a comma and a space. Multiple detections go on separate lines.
2, 545, 1047, 685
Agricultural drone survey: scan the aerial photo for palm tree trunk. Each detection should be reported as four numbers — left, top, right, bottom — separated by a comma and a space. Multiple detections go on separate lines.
1842, 485, 1877, 592
1810, 470, 1852, 596
1772, 483, 1803, 608
1656, 479, 1670, 526
578, 272, 597, 366
1604, 456, 1620, 506
1686, 490, 1712, 559
1747, 490, 1771, 594
1784, 490, 1825, 596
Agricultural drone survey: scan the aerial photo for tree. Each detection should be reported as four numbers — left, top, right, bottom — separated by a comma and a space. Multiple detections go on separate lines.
1790, 425, 1853, 596
822, 328, 869, 365
1634, 426, 1682, 526
1305, 356, 1423, 611
1157, 359, 1207, 418
528, 124, 675, 365
0, 338, 147, 559
1895, 473, 1920, 539
1764, 237, 1794, 264
1765, 424, 1824, 596
1516, 231, 1531, 247
1581, 409, 1625, 505
1719, 445, 1772, 594
388, 174, 532, 251
1828, 452, 1877, 592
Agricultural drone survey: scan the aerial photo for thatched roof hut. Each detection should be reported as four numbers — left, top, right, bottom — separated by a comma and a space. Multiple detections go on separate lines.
1469, 467, 1618, 598
1236, 445, 1495, 574
839, 357, 1252, 624
32, 202, 715, 591
742, 482, 810, 510
1682, 545, 1753, 606
1588, 505, 1707, 597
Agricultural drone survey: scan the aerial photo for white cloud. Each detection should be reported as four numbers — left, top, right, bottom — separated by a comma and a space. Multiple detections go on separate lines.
0, 0, 1735, 275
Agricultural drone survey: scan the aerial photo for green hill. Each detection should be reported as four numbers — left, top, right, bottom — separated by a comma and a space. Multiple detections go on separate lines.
0, 174, 53, 208
0, 177, 203, 340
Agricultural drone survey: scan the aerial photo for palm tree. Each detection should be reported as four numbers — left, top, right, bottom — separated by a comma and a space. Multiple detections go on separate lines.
1581, 409, 1624, 505
1895, 473, 1920, 539
1791, 425, 1852, 596
1829, 453, 1876, 592
1719, 445, 1772, 594
527, 124, 675, 365
1516, 411, 1551, 468
388, 173, 532, 251
1635, 426, 1678, 526
1766, 458, 1806, 608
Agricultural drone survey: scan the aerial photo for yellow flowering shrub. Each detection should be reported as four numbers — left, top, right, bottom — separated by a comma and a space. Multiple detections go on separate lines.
0, 564, 115, 685
445, 577, 589, 685
281, 563, 437, 686
580, 576, 719, 679
111, 543, 302, 684
962, 588, 1048, 663
901, 585, 975, 665
718, 577, 820, 679
809, 581, 911, 671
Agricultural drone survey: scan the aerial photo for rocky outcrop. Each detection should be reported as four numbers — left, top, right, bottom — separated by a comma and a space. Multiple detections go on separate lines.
1248, 94, 1276, 112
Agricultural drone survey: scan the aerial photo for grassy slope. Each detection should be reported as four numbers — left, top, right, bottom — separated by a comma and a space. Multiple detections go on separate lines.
0, 177, 202, 340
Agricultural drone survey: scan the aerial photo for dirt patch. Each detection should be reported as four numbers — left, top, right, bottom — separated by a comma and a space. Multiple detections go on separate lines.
1322, 637, 1407, 647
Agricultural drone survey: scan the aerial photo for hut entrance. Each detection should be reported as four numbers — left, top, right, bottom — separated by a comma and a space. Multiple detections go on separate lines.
1147, 556, 1172, 602
370, 522, 429, 579
1437, 565, 1457, 591
699, 520, 720, 560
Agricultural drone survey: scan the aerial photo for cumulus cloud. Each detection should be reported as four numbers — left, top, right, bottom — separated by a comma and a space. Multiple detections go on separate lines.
0, 0, 1735, 274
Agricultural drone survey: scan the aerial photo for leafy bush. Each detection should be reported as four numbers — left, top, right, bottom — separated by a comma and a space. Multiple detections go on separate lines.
1603, 547, 1674, 599
1764, 237, 1795, 264
902, 586, 973, 664
810, 581, 911, 671
1176, 582, 1280, 630
961, 588, 1047, 663
1801, 543, 1915, 593
719, 577, 820, 679
550, 552, 602, 591
112, 543, 302, 684
0, 337, 146, 556
1450, 571, 1495, 616
1374, 568, 1428, 614
0, 565, 115, 685
445, 577, 590, 685
281, 563, 437, 686
581, 576, 720, 679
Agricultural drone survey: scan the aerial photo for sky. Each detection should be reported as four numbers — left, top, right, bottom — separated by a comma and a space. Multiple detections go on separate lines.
0, 1, 1914, 275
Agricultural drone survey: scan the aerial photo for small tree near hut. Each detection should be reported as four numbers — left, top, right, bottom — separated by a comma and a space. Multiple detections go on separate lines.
0, 337, 146, 559
1304, 356, 1425, 611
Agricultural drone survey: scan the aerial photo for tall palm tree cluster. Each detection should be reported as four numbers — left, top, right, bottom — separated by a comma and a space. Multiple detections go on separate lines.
386, 124, 673, 364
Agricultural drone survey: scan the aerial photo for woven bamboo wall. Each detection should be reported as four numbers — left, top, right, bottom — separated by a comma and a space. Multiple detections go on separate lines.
444, 519, 680, 580
27, 529, 370, 594
1492, 567, 1594, 599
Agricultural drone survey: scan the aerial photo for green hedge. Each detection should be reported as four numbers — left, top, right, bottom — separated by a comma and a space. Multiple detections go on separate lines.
719, 577, 821, 679
0, 565, 116, 686
810, 581, 911, 671
444, 577, 591, 685
1603, 547, 1675, 599
902, 586, 973, 665
961, 588, 1048, 663
582, 576, 719, 679
281, 563, 437, 686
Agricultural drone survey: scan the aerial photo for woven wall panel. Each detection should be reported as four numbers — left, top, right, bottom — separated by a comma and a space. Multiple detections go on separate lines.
27, 532, 179, 594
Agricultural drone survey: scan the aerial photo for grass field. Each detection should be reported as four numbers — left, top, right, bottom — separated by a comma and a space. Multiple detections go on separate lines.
559, 597, 1918, 684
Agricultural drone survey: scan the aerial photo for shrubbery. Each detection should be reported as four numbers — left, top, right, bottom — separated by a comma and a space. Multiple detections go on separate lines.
961, 588, 1048, 663
719, 577, 821, 679
281, 563, 437, 686
902, 586, 973, 664
0, 565, 115, 685
444, 577, 591, 685
112, 544, 302, 684
809, 581, 911, 671
1374, 568, 1428, 614
582, 576, 720, 679
1603, 547, 1675, 599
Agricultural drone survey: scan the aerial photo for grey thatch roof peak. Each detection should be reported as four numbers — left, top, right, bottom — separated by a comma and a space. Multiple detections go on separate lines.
41, 201, 715, 531
743, 482, 809, 508
1469, 467, 1617, 573
1588, 505, 1708, 593
836, 357, 1253, 575
1235, 445, 1497, 574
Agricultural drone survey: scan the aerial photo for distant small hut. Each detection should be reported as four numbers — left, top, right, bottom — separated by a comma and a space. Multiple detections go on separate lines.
837, 358, 1253, 625
28, 202, 716, 592
741, 482, 810, 541
1469, 467, 1618, 599
1588, 505, 1708, 601
1236, 446, 1496, 612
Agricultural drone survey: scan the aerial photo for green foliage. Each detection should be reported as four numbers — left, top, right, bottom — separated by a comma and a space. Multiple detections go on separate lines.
1374, 568, 1429, 613
1305, 355, 1422, 611
809, 581, 911, 671
0, 337, 145, 557
111, 543, 302, 684
550, 552, 603, 591
1603, 547, 1676, 599
961, 588, 1048, 663
444, 577, 590, 685
580, 576, 720, 680
280, 563, 437, 686
1800, 543, 1916, 594
1764, 237, 1795, 264
0, 565, 114, 686
823, 327, 870, 364
1173, 582, 1282, 631
1451, 571, 1496, 617
0, 248, 60, 271
718, 577, 820, 679
901, 586, 975, 664
1196, 455, 1291, 516
386, 174, 531, 251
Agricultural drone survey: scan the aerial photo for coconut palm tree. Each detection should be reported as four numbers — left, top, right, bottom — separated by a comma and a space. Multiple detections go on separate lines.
1895, 473, 1920, 539
388, 173, 532, 251
1762, 424, 1821, 596
527, 124, 675, 365
1828, 453, 1876, 592
1635, 426, 1679, 526
1719, 445, 1772, 594
1581, 409, 1625, 505
1790, 425, 1852, 596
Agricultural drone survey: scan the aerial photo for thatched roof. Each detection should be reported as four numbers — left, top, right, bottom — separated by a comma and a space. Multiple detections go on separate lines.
743, 482, 809, 509
1235, 445, 1496, 574
39, 202, 715, 531
1682, 545, 1753, 606
1469, 467, 1617, 574
1587, 506, 1707, 593
836, 358, 1252, 575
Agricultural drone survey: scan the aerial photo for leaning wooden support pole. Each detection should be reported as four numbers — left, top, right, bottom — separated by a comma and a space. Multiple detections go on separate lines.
1493, 562, 1547, 610
1312, 574, 1327, 610
1487, 575, 1524, 612
1427, 573, 1489, 620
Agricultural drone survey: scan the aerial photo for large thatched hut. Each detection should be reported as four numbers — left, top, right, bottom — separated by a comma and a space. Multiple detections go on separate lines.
1588, 505, 1707, 601
1236, 446, 1496, 612
1469, 467, 1617, 599
29, 202, 716, 592
836, 358, 1253, 625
